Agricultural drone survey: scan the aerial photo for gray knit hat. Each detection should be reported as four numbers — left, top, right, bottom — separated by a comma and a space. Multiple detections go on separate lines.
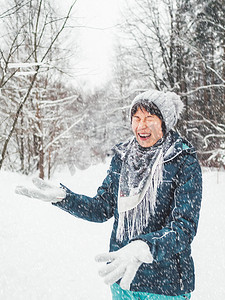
130, 89, 184, 133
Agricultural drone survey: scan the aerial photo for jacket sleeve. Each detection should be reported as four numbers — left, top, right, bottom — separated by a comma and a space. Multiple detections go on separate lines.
52, 157, 117, 223
133, 154, 202, 262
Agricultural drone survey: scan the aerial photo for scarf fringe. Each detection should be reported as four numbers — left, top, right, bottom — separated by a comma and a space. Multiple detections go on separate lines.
116, 148, 164, 242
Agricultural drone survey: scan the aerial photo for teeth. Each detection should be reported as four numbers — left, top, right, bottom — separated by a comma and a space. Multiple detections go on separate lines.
139, 133, 151, 138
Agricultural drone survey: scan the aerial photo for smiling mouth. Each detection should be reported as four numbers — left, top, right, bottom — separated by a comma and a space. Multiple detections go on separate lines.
138, 133, 151, 140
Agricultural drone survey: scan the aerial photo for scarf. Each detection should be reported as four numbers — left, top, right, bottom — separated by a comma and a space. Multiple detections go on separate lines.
114, 132, 173, 242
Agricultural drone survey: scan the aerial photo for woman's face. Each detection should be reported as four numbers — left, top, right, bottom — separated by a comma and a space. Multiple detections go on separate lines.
132, 107, 163, 148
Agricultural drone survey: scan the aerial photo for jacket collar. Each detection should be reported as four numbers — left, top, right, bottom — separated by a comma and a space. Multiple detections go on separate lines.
113, 131, 196, 163
164, 131, 196, 162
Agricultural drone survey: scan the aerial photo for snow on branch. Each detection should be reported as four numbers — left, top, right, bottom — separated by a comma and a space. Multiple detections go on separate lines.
180, 84, 225, 96
44, 115, 85, 152
206, 66, 225, 83
14, 71, 37, 77
203, 134, 225, 148
188, 110, 224, 133
39, 95, 79, 107
188, 119, 224, 134
206, 149, 225, 162
7, 62, 45, 68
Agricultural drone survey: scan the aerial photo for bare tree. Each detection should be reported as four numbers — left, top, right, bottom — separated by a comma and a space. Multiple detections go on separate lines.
0, 0, 77, 173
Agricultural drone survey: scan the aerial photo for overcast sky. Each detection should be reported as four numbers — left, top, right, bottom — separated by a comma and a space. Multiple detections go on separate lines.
60, 0, 122, 88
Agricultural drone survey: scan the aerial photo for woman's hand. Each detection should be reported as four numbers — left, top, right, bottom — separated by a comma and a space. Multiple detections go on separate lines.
95, 240, 153, 290
15, 178, 66, 203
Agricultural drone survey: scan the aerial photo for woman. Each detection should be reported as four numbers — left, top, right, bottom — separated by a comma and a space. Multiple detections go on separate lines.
16, 89, 202, 299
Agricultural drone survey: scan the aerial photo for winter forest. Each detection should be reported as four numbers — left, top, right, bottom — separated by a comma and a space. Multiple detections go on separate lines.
0, 1, 225, 299
0, 0, 224, 178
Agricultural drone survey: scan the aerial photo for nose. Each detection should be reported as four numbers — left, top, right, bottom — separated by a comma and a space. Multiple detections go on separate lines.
138, 119, 147, 130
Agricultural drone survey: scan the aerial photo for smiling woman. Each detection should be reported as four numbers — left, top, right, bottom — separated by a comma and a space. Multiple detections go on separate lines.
131, 106, 164, 148
15, 89, 202, 299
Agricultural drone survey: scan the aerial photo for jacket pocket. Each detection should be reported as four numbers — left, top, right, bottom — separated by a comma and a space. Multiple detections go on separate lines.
140, 257, 180, 285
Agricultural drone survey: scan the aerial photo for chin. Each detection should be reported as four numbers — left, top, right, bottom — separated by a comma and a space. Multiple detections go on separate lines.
136, 136, 157, 148
138, 140, 154, 148
142, 143, 153, 148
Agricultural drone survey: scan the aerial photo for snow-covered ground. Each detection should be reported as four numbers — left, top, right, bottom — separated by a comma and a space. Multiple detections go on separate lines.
0, 161, 224, 299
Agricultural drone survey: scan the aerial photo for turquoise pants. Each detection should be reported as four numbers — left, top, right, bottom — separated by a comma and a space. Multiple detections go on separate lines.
111, 284, 191, 300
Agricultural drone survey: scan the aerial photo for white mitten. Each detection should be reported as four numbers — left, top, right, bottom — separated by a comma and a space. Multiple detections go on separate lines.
95, 240, 153, 290
15, 178, 66, 203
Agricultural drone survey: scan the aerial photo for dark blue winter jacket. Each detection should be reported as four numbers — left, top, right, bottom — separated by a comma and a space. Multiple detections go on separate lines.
53, 131, 202, 296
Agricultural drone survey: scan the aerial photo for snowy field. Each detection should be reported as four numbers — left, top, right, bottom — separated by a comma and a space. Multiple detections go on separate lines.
0, 160, 225, 299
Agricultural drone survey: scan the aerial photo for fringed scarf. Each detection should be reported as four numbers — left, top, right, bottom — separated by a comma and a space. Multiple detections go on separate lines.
114, 132, 173, 242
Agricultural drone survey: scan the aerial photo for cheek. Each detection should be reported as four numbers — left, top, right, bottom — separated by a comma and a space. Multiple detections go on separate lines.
148, 121, 162, 134
131, 122, 137, 133
148, 122, 158, 129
